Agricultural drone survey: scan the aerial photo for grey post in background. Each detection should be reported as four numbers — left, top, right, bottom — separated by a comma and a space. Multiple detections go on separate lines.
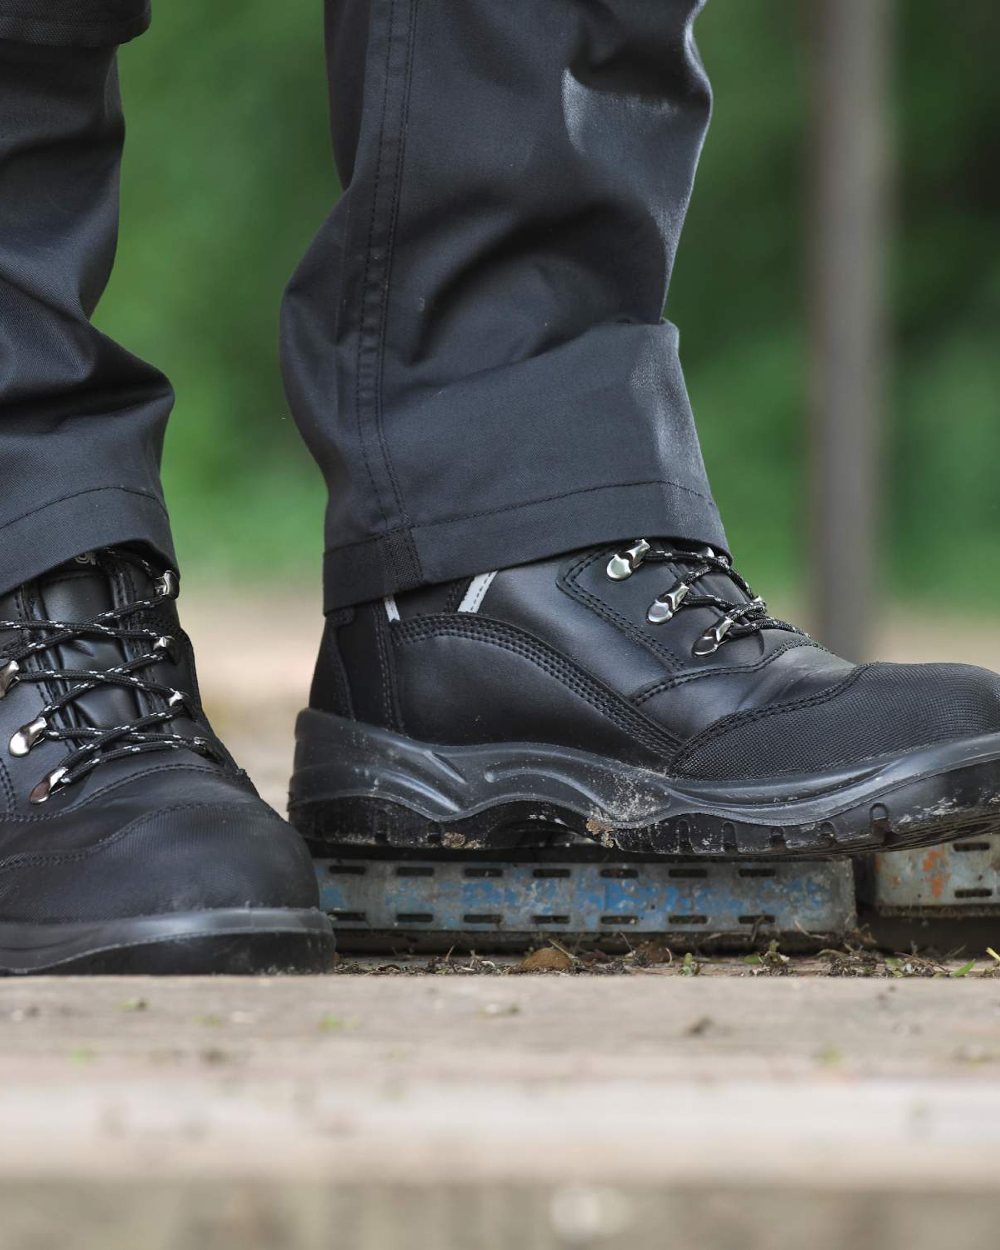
808, 0, 894, 662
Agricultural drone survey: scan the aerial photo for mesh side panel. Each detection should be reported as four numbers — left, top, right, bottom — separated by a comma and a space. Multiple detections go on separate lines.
676, 663, 1000, 781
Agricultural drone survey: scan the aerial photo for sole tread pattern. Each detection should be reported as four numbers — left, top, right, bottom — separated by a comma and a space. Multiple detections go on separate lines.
297, 791, 1000, 862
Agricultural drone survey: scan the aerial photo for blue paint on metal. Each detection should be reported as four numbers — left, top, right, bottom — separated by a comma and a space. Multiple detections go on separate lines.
316, 858, 856, 936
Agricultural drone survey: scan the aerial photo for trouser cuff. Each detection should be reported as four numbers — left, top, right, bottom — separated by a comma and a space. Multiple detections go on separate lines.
0, 487, 176, 597
323, 479, 727, 612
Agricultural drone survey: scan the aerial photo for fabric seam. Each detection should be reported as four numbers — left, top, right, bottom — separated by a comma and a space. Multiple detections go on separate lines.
352, 0, 423, 583
0, 485, 168, 537
352, 0, 401, 530
325, 477, 720, 556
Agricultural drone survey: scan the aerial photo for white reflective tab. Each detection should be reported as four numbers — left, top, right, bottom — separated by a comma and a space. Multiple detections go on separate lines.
457, 572, 497, 614
383, 595, 401, 623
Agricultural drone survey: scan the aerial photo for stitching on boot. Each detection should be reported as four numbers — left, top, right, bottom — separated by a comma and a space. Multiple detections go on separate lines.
631, 638, 819, 704
393, 614, 680, 757
561, 551, 685, 672
672, 664, 870, 771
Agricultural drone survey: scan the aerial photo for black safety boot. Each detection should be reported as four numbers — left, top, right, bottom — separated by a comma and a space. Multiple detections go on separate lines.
0, 549, 334, 974
291, 540, 1000, 859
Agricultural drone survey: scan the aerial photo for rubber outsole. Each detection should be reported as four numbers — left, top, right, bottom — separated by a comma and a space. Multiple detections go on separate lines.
0, 907, 336, 976
289, 710, 1000, 860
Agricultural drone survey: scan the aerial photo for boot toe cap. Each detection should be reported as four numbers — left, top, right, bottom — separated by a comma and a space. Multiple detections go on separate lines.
0, 795, 320, 925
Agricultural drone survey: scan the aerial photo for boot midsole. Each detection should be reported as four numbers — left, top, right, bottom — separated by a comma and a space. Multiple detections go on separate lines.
290, 709, 1000, 829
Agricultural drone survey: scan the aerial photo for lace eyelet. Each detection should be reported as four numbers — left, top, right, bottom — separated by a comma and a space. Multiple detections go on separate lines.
0, 660, 19, 698
154, 570, 179, 599
693, 617, 735, 657
29, 766, 68, 805
606, 539, 650, 581
647, 582, 691, 625
10, 715, 48, 757
154, 635, 180, 663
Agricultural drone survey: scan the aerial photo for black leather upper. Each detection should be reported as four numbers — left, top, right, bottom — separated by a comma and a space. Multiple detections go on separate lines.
313, 542, 1000, 778
0, 551, 318, 924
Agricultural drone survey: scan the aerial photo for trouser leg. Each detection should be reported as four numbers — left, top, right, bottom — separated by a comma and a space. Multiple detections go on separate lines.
0, 2, 175, 595
282, 0, 725, 611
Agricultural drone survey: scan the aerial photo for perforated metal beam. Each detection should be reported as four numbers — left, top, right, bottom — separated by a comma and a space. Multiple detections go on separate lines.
863, 834, 1000, 914
316, 857, 857, 952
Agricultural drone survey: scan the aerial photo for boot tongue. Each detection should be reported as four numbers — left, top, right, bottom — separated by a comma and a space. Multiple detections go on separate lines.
28, 550, 155, 732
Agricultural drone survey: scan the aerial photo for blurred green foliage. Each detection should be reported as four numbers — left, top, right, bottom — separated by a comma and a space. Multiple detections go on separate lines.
97, 0, 999, 593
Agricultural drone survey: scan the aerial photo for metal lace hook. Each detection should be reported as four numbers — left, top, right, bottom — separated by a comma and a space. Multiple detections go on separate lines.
10, 715, 47, 757
646, 582, 691, 625
29, 766, 68, 805
693, 616, 736, 657
0, 660, 19, 698
606, 539, 650, 581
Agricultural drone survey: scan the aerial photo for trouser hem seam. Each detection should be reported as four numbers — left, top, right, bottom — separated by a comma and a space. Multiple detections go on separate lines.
0, 485, 168, 537
326, 476, 718, 556
322, 477, 725, 609
0, 486, 174, 598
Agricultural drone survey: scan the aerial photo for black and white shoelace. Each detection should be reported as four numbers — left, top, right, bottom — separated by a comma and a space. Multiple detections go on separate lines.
0, 565, 224, 803
606, 538, 803, 656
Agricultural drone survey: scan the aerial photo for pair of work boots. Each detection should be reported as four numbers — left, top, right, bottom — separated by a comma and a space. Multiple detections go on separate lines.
1, 545, 998, 974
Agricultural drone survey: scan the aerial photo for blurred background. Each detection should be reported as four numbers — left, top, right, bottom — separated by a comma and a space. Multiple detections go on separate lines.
94, 0, 999, 799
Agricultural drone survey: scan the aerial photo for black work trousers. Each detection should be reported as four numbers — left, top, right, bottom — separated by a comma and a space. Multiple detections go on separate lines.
0, 0, 725, 610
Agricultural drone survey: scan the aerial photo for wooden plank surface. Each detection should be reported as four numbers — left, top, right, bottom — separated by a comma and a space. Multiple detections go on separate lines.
3, 976, 1000, 1247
